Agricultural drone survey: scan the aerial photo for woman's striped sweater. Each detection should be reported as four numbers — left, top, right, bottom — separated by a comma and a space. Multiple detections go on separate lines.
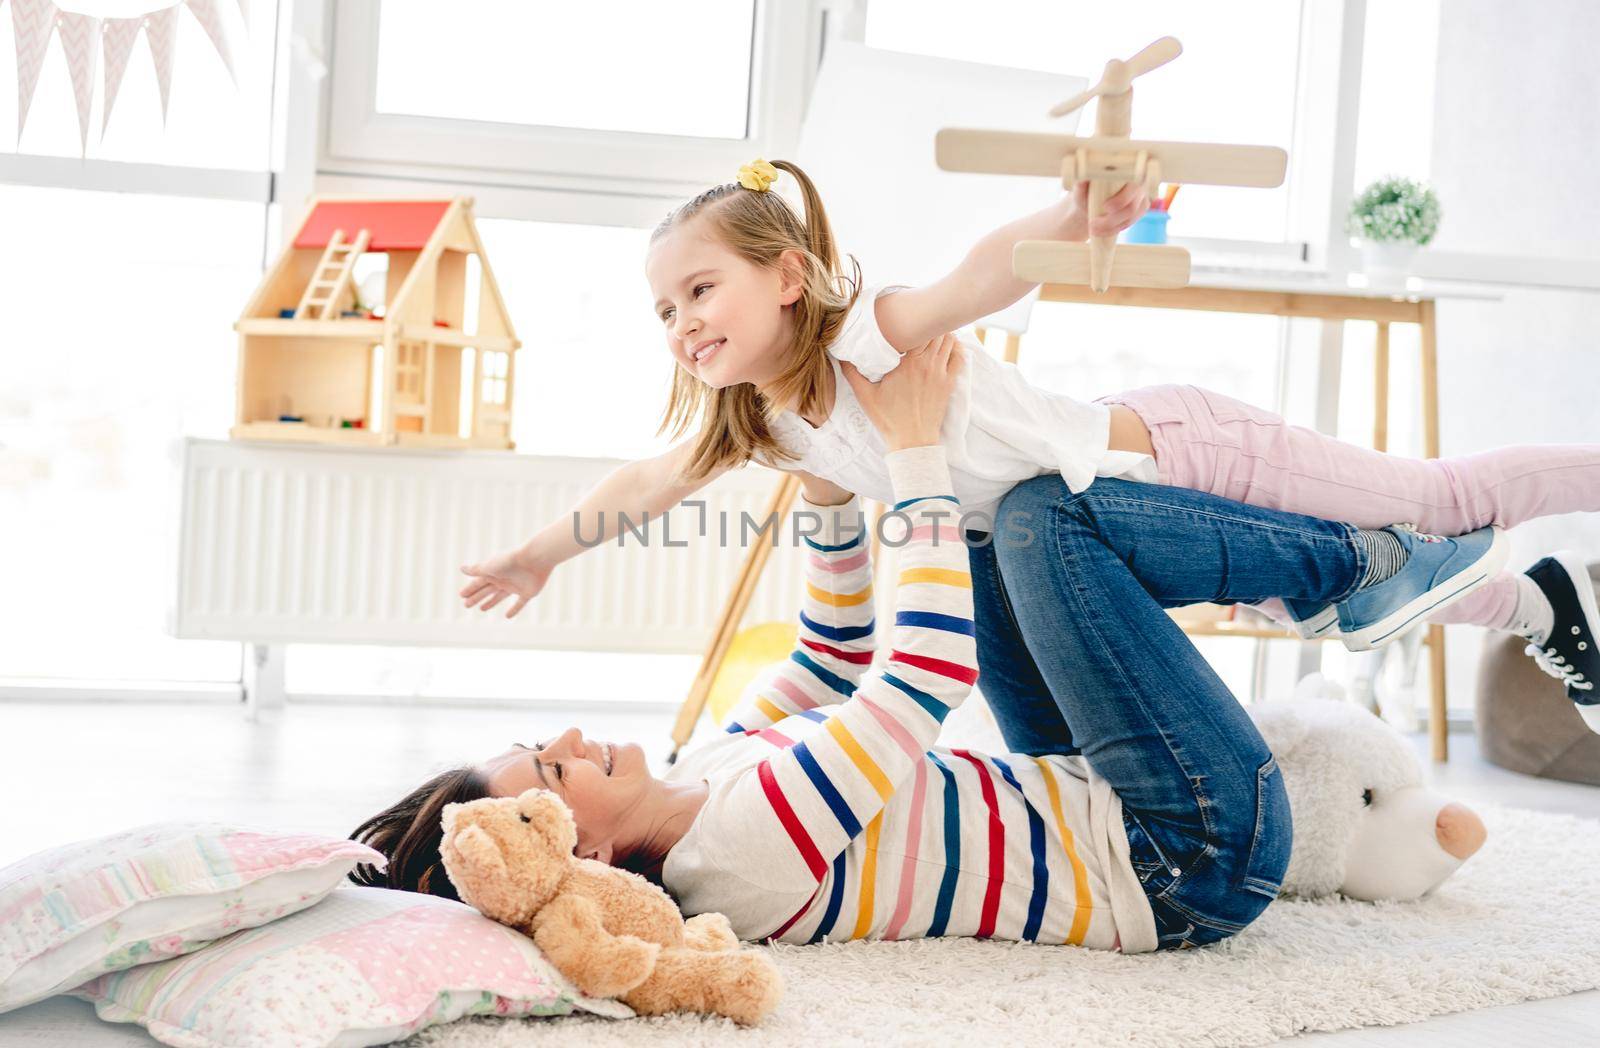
662, 446, 1158, 952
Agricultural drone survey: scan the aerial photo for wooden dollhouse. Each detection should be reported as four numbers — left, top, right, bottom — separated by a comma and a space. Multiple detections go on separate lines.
232, 196, 520, 449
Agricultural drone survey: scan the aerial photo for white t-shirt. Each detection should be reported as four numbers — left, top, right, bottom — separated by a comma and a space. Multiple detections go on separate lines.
766, 286, 1158, 525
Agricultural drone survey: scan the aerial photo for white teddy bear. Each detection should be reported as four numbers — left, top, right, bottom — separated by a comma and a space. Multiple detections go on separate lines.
1249, 690, 1487, 902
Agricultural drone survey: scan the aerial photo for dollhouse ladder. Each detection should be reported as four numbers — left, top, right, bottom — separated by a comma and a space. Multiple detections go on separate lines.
295, 228, 371, 320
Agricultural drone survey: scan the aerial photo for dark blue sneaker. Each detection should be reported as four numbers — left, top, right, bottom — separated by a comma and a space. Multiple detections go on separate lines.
1336, 524, 1510, 651
1522, 551, 1600, 734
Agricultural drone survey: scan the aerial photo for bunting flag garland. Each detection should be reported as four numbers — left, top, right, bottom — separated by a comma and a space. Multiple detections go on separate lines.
54, 8, 99, 154
11, 0, 56, 148
100, 14, 143, 138
182, 0, 234, 87
143, 3, 180, 126
7, 0, 247, 147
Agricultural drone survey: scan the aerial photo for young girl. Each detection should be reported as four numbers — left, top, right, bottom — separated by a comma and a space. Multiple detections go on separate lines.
461, 159, 1600, 720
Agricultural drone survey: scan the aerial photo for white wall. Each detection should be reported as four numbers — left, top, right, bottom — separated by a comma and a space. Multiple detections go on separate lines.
1430, 1, 1599, 258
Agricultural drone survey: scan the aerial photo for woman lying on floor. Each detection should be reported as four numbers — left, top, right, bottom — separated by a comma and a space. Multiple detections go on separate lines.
351, 335, 1526, 952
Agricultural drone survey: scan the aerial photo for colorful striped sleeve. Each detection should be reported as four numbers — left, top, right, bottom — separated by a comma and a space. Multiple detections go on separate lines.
719, 493, 877, 735
723, 446, 978, 893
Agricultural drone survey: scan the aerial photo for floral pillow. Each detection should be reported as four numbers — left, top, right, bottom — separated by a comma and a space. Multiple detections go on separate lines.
74, 886, 632, 1047
0, 822, 382, 1013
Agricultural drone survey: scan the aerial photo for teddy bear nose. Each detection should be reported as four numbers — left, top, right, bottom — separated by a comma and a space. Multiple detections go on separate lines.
1435, 802, 1487, 860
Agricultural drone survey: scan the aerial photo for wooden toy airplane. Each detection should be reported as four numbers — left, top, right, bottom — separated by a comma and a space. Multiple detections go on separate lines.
935, 37, 1288, 292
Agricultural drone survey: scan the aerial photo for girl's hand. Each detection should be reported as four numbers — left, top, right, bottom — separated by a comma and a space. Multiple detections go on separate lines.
1068, 180, 1151, 239
841, 332, 963, 451
459, 546, 553, 619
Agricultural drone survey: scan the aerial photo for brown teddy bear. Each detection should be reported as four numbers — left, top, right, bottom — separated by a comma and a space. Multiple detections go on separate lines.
439, 787, 782, 1026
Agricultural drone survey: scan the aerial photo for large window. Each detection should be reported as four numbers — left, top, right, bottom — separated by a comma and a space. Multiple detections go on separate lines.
0, 186, 262, 683
327, 0, 818, 204
1, 0, 282, 685
374, 1, 756, 140
1351, 0, 1439, 192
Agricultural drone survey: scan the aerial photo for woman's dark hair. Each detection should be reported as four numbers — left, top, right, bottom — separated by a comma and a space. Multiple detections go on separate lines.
349, 763, 679, 898
348, 765, 490, 901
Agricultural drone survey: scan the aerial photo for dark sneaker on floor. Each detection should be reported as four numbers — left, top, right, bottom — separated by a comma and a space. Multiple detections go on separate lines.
1283, 598, 1339, 639
1335, 524, 1510, 652
1522, 551, 1600, 734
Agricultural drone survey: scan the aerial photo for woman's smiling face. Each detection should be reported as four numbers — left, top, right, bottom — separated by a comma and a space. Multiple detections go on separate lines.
480, 727, 652, 864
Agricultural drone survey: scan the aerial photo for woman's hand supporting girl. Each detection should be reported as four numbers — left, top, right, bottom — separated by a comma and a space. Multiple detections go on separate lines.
841, 332, 963, 451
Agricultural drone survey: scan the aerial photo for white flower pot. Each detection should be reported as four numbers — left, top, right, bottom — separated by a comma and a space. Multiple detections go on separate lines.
1360, 240, 1419, 278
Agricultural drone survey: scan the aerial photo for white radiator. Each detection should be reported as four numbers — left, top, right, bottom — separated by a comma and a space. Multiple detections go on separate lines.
173, 438, 815, 654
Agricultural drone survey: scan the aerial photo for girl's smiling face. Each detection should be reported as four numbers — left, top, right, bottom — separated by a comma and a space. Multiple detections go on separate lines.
645, 216, 803, 390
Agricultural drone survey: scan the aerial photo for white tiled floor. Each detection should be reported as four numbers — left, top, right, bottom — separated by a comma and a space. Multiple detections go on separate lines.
0, 698, 1595, 1044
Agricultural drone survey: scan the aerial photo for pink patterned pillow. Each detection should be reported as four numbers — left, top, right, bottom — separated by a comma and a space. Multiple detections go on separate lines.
75, 887, 631, 1046
0, 822, 381, 1013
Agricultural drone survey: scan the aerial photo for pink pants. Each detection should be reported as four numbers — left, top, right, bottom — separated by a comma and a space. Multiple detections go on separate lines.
1104, 384, 1600, 630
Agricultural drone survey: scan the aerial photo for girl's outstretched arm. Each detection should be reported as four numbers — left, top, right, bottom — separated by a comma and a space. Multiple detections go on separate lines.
874, 181, 1148, 352
459, 440, 731, 618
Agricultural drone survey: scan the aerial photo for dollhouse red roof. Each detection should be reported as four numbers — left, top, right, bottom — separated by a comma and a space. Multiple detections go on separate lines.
293, 201, 454, 251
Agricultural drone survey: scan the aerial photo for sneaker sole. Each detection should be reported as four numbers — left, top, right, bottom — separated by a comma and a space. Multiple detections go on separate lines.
1551, 550, 1600, 714
1290, 605, 1339, 639
1340, 527, 1512, 652
1579, 703, 1600, 735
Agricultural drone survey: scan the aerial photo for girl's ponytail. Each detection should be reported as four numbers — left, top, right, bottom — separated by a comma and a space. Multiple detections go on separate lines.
772, 160, 842, 281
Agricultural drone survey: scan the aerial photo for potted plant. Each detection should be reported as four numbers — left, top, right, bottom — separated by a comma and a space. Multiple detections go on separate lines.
1346, 176, 1441, 277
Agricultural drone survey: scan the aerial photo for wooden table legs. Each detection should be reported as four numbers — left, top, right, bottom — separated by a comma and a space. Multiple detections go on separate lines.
1374, 310, 1449, 762
1418, 301, 1449, 762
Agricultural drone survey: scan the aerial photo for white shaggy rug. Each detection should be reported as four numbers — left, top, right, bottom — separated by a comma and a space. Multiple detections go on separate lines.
404, 805, 1600, 1048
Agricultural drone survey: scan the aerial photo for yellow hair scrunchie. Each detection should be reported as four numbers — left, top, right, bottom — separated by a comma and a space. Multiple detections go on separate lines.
737, 159, 779, 192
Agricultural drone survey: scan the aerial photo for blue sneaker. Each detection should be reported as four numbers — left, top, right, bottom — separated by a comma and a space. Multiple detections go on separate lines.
1521, 551, 1600, 734
1283, 599, 1339, 639
1335, 524, 1510, 652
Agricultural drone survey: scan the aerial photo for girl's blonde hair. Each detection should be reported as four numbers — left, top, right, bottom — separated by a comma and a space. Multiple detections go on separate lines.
653, 159, 861, 482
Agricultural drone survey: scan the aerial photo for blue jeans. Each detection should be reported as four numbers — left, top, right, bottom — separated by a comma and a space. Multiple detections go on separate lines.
967, 476, 1369, 950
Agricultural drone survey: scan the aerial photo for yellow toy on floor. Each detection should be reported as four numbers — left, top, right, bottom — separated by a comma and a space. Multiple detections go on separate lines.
439, 788, 782, 1026
707, 622, 798, 726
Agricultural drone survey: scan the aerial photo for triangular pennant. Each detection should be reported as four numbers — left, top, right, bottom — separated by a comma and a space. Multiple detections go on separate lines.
182, 0, 234, 87
100, 15, 142, 139
55, 9, 99, 156
144, 3, 179, 125
11, 0, 57, 147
